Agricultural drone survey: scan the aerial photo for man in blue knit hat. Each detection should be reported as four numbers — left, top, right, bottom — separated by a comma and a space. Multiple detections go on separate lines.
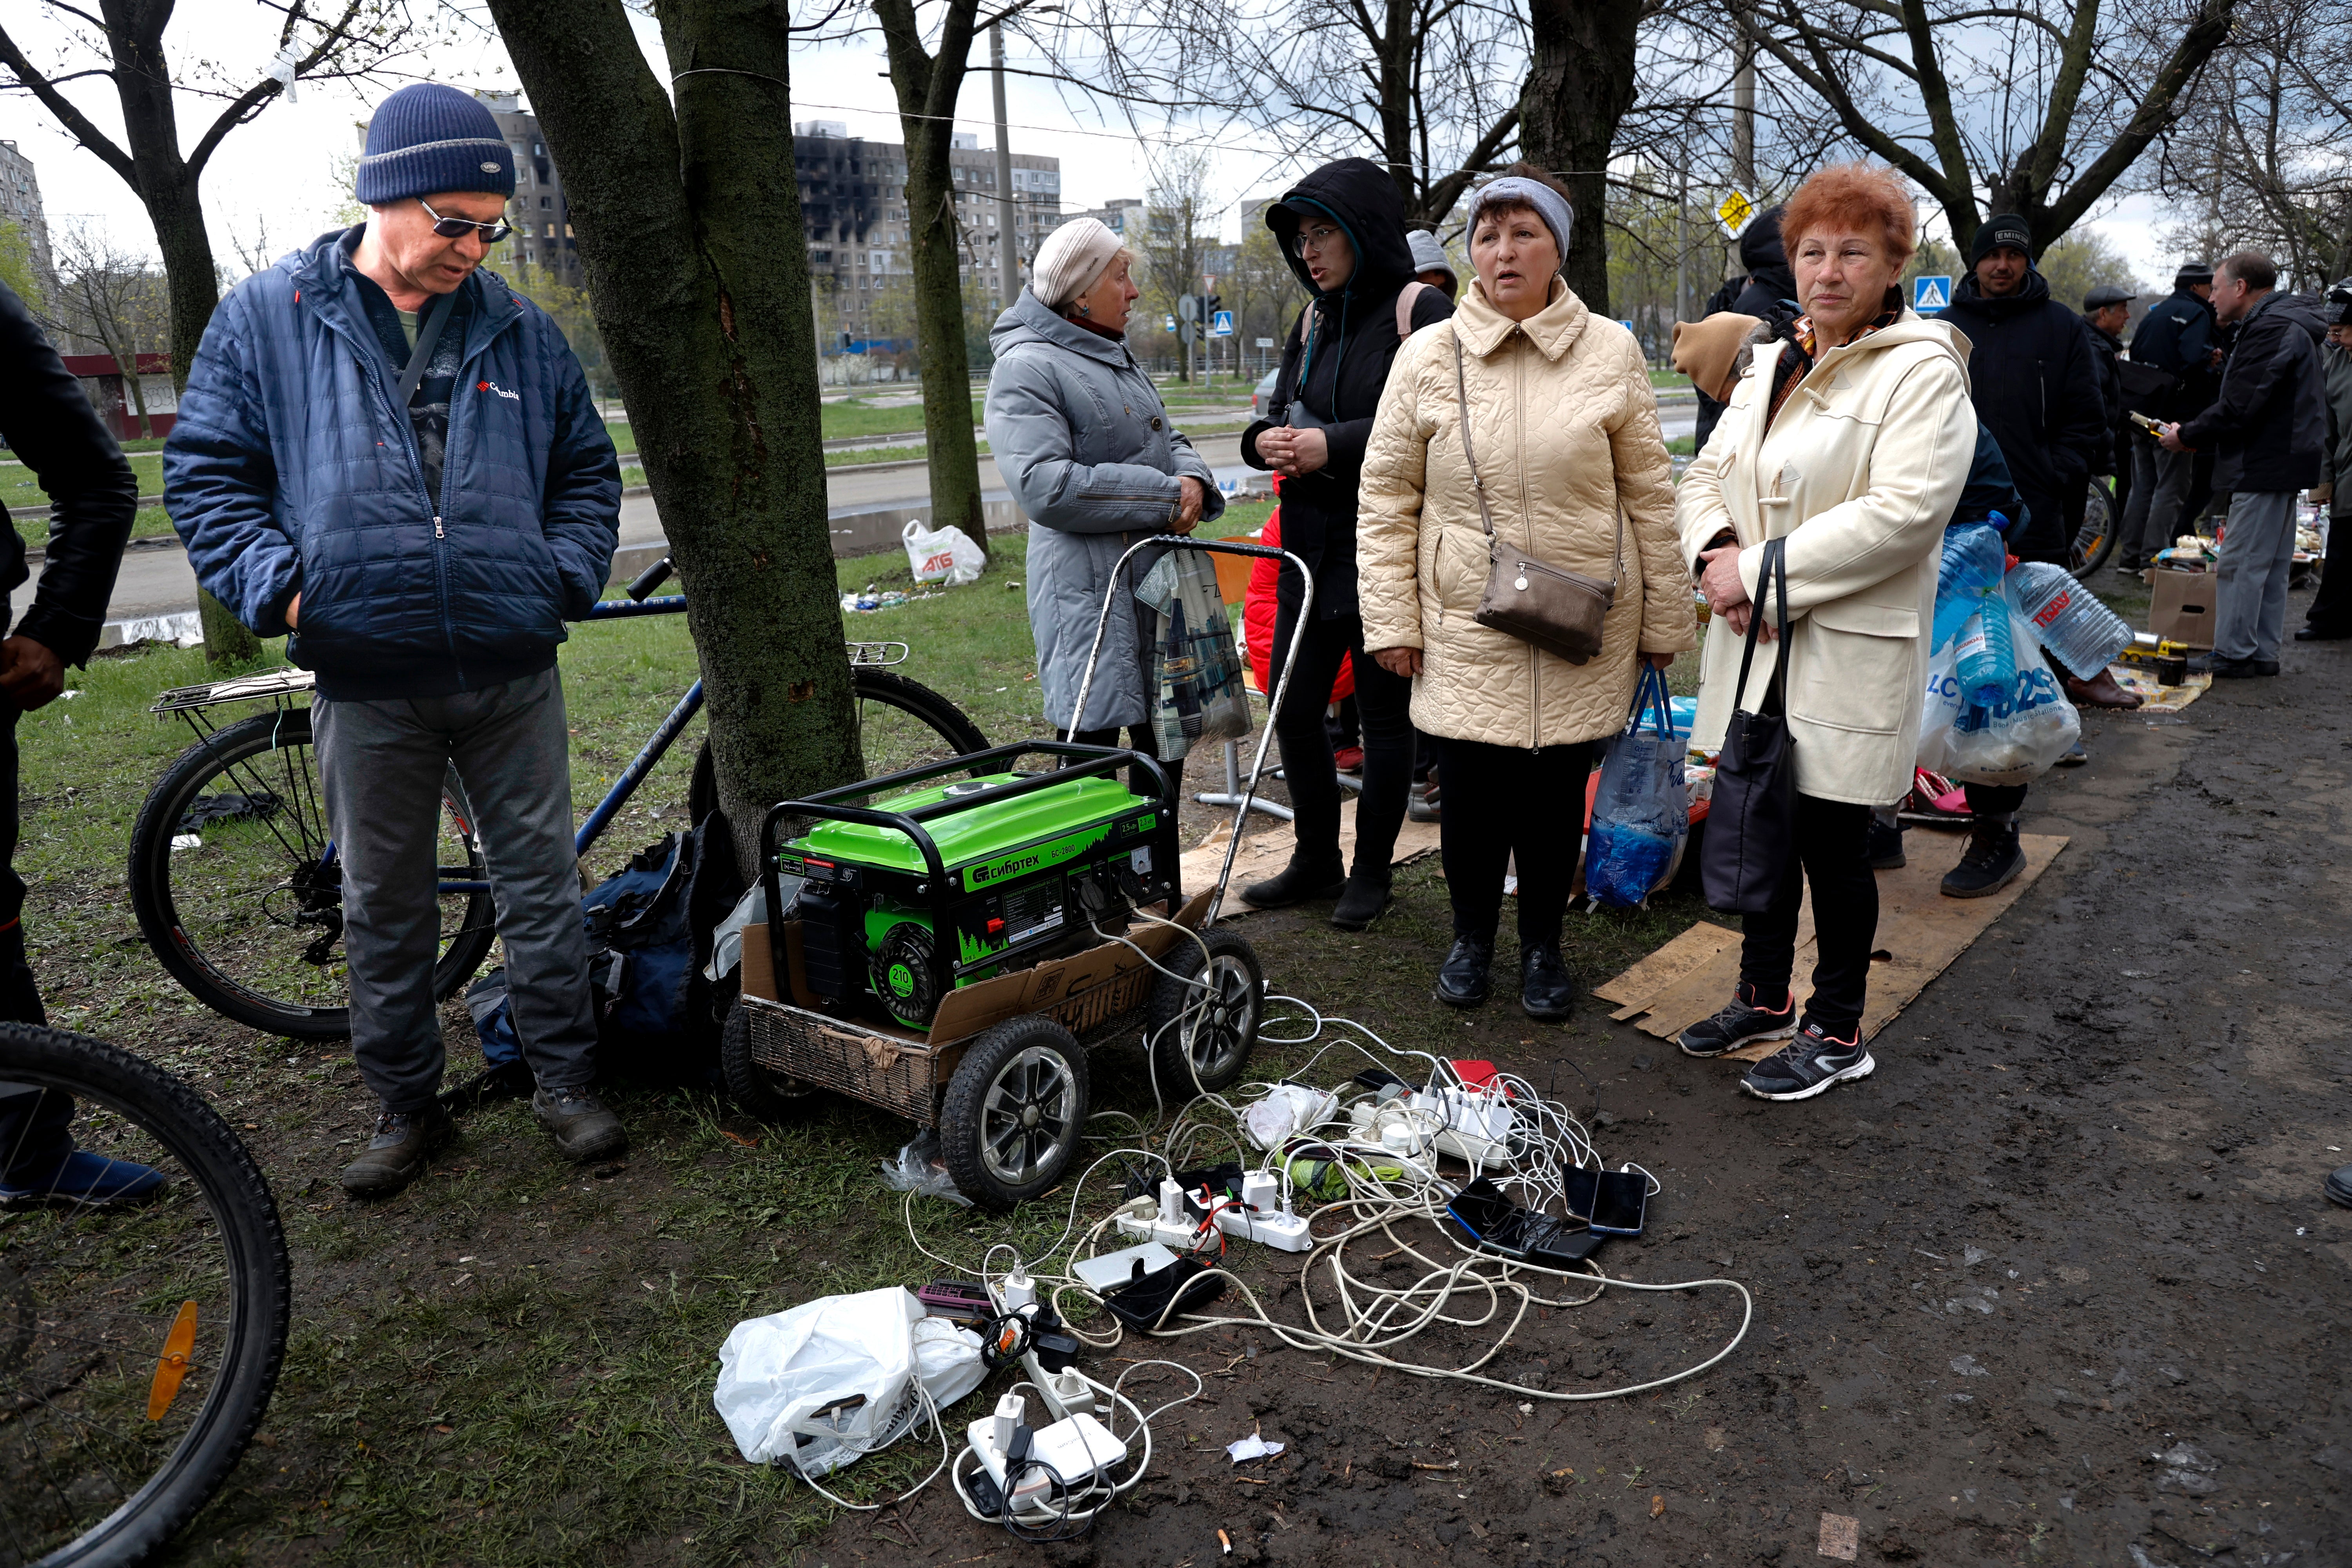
165, 83, 624, 1198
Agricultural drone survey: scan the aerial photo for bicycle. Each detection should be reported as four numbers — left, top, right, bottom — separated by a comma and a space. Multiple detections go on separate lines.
127, 560, 990, 1040
0, 1021, 291, 1566
2069, 476, 2120, 577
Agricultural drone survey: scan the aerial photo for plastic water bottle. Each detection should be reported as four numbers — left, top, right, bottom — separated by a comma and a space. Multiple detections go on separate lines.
1954, 607, 2015, 709
1934, 524, 2008, 652
2004, 561, 2133, 674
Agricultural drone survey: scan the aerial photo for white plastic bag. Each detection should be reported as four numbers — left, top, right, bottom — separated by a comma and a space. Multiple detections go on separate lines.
902, 518, 986, 586
1916, 602, 2080, 787
1241, 1083, 1339, 1150
713, 1287, 985, 1472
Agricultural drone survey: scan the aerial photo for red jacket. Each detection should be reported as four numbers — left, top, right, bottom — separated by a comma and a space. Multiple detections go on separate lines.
1245, 496, 1353, 702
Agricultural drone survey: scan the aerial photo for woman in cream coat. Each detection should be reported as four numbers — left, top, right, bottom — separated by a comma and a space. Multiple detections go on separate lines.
1673, 162, 1976, 1102
1358, 164, 1697, 1021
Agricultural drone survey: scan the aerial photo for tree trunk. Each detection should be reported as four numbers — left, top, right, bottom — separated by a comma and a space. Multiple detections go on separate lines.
1520, 0, 1640, 318
489, 0, 858, 874
878, 0, 992, 563
111, 16, 263, 668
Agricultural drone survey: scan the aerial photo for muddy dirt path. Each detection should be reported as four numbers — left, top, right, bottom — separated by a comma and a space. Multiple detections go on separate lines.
790, 655, 2352, 1567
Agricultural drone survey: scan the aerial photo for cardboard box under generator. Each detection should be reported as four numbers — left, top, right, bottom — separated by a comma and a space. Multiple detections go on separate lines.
2147, 568, 2215, 648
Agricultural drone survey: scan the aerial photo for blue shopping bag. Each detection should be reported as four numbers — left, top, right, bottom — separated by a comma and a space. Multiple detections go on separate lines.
1584, 667, 1688, 910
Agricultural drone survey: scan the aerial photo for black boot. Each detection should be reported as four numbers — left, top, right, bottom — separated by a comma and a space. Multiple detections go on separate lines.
1435, 936, 1494, 1007
1240, 855, 1346, 910
1330, 867, 1392, 931
1941, 815, 2024, 898
1520, 941, 1577, 1022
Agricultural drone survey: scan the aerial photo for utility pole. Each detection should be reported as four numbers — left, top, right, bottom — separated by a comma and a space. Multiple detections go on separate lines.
1730, 2, 1755, 284
991, 24, 1019, 309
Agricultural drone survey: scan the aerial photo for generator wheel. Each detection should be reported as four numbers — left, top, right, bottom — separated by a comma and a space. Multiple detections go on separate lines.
940, 1015, 1090, 1212
720, 998, 815, 1122
1143, 924, 1263, 1096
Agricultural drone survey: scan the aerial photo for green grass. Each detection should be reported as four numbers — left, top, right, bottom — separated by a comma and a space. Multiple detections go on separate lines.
819, 397, 982, 443
14, 521, 1739, 1564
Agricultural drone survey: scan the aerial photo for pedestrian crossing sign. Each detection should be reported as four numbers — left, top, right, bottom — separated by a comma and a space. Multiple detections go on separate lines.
1716, 191, 1756, 238
1913, 274, 1953, 312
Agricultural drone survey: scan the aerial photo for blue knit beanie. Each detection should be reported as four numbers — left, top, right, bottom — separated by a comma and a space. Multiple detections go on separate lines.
356, 83, 516, 207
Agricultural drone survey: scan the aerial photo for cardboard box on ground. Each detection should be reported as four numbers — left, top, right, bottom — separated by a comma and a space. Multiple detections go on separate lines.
2148, 568, 2216, 648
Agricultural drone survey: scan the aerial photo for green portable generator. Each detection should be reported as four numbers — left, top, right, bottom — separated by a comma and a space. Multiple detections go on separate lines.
762, 743, 1181, 1029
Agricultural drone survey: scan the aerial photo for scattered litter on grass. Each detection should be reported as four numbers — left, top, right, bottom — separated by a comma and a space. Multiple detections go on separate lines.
879, 1129, 971, 1205
841, 584, 947, 614
1227, 1434, 1285, 1463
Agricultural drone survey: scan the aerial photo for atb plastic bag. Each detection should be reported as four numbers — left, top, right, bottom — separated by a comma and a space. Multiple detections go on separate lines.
713, 1286, 986, 1473
1136, 548, 1251, 764
902, 518, 987, 586
1916, 601, 2080, 787
1585, 666, 1688, 910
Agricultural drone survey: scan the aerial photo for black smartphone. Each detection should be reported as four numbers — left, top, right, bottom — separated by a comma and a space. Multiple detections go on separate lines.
1524, 1225, 1604, 1269
1564, 1165, 1599, 1221
1589, 1169, 1648, 1236
1448, 1177, 1574, 1261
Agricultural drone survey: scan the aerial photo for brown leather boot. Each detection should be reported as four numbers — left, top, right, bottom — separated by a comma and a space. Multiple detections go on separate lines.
2064, 668, 2143, 710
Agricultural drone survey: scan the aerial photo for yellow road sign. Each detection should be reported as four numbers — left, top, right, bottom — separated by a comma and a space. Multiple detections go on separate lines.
1717, 191, 1757, 238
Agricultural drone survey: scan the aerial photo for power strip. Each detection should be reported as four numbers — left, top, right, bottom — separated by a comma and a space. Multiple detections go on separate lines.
966, 1392, 1128, 1507
1210, 1170, 1312, 1252
1111, 1179, 1212, 1249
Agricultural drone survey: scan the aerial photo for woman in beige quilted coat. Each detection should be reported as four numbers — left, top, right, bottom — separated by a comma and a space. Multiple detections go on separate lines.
1358, 164, 1697, 1022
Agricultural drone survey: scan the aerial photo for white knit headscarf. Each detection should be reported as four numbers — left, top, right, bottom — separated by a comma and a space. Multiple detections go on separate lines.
1031, 218, 1123, 311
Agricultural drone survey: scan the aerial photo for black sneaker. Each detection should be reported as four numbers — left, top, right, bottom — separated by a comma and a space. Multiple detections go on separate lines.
1866, 818, 1906, 869
1677, 985, 1797, 1058
1739, 1020, 1875, 1102
1941, 820, 2024, 899
2328, 1164, 2352, 1209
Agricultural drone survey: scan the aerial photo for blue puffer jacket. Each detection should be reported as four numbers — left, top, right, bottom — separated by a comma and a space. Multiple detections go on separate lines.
165, 229, 620, 699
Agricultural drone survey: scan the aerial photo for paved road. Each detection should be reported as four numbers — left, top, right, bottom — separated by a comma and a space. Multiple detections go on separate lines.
64, 413, 1694, 630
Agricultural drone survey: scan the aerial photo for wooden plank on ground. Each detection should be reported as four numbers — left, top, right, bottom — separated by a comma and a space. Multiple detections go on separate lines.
1595, 834, 2069, 1054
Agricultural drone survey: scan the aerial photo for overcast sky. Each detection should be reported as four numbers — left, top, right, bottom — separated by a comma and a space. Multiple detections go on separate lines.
0, 0, 2172, 289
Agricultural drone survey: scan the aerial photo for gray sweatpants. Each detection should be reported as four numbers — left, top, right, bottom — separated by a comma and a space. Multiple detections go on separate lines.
2122, 437, 2196, 567
315, 668, 595, 1112
2212, 490, 2300, 663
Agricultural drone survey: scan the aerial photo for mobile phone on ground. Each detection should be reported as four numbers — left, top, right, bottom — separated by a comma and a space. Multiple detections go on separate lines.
1446, 1176, 1566, 1261
1524, 1225, 1604, 1269
1589, 1167, 1648, 1237
1564, 1165, 1599, 1221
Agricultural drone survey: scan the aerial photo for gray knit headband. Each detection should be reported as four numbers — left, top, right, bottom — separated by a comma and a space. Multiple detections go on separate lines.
1470, 177, 1575, 265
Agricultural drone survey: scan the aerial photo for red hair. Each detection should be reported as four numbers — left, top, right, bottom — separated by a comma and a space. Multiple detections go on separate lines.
1780, 163, 1917, 269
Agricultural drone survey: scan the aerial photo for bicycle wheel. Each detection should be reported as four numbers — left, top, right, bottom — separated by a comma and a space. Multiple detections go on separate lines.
128, 709, 497, 1041
0, 1022, 290, 1566
687, 667, 991, 822
2069, 479, 2119, 577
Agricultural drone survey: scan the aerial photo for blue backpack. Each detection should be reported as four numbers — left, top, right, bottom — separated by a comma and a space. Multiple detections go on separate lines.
466, 816, 740, 1082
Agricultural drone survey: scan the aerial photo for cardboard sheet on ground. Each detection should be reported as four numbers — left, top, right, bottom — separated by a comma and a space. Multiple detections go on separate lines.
2108, 663, 2211, 715
1592, 833, 2068, 1053
1181, 793, 1442, 905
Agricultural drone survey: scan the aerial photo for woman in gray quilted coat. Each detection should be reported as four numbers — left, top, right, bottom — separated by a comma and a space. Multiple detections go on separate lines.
985, 218, 1223, 785
1358, 166, 1695, 1021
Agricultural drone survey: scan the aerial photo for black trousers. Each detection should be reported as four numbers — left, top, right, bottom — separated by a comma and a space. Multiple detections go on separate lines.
1269, 603, 1412, 877
2308, 518, 2352, 633
1737, 792, 1877, 1033
0, 707, 72, 1179
1434, 736, 1595, 947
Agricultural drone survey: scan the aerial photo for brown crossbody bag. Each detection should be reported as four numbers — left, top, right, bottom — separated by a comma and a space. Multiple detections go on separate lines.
1452, 328, 1622, 666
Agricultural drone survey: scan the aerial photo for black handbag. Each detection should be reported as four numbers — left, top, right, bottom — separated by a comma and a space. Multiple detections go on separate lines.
1700, 537, 1797, 916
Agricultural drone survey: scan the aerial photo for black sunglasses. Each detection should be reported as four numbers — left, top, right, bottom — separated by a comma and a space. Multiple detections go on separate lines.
418, 197, 512, 245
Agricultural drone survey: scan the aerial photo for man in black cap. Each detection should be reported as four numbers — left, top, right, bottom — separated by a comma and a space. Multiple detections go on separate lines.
2080, 283, 2136, 564
2119, 262, 2219, 571
1934, 215, 2115, 897
2299, 279, 2352, 641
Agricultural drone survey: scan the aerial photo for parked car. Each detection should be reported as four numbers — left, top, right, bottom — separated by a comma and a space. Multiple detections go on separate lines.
1252, 368, 1279, 419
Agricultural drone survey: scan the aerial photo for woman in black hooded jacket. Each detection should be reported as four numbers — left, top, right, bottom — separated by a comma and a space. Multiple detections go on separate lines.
1239, 158, 1454, 929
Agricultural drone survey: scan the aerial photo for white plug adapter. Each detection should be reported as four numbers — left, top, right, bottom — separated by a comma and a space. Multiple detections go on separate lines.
1156, 1177, 1186, 1226
991, 1390, 1025, 1454
1030, 1412, 1129, 1485
996, 1267, 1036, 1315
